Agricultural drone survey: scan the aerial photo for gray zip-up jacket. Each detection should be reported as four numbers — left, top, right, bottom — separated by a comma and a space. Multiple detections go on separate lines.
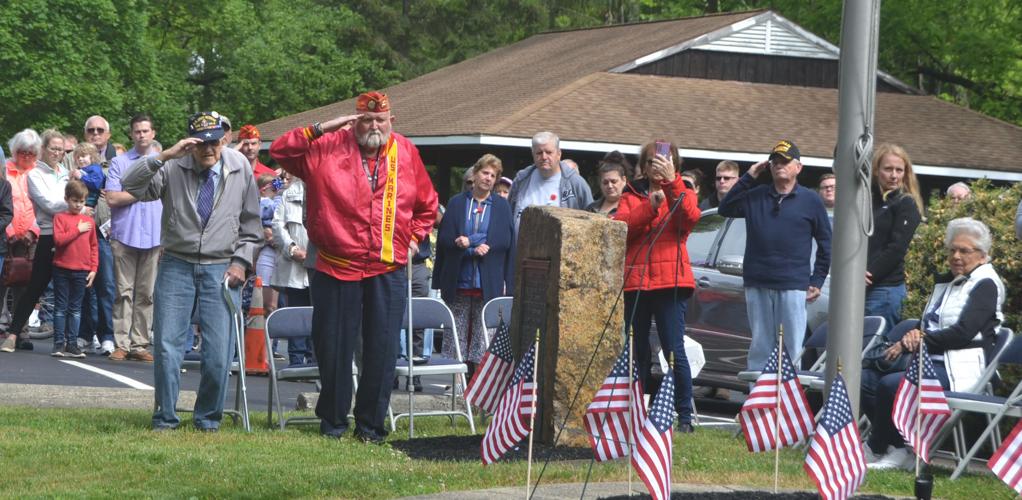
121, 147, 261, 268
508, 161, 594, 221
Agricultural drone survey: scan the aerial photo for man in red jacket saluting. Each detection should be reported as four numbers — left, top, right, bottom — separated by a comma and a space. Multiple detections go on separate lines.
270, 92, 438, 442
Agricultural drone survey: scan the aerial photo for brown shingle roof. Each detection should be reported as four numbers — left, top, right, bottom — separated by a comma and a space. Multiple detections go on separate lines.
257, 10, 762, 139
258, 10, 1022, 174
496, 73, 1022, 172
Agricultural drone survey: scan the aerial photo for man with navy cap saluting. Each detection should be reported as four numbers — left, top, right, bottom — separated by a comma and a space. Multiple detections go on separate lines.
122, 111, 262, 432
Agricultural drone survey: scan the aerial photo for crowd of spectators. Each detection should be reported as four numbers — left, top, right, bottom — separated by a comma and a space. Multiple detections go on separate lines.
0, 99, 1006, 450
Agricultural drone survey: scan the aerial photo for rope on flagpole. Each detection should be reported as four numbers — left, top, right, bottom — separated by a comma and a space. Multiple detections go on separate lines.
526, 329, 541, 500
774, 325, 784, 494
628, 329, 634, 496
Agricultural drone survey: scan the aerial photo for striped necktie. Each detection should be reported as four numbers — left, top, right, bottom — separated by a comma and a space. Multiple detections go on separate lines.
197, 168, 215, 227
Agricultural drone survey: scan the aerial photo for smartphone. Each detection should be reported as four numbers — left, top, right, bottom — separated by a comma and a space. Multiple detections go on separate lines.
655, 141, 671, 158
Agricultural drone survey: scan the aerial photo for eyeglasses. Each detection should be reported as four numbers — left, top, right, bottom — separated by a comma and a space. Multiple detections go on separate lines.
715, 176, 736, 182
16, 151, 37, 157
46, 147, 65, 154
86, 127, 106, 134
819, 185, 836, 191
197, 140, 220, 148
64, 149, 74, 154
948, 246, 980, 256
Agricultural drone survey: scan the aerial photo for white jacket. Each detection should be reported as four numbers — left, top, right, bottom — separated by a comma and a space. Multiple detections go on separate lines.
27, 161, 69, 236
271, 179, 309, 289
922, 262, 1005, 392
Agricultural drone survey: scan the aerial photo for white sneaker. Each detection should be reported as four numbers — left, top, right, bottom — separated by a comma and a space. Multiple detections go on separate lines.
91, 336, 101, 351
867, 446, 914, 470
77, 337, 88, 349
863, 444, 890, 464
99, 340, 115, 355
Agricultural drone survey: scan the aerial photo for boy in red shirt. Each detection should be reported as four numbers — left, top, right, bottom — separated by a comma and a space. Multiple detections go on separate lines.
51, 180, 98, 358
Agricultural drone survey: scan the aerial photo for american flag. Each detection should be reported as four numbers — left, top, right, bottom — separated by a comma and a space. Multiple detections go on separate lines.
465, 316, 514, 414
738, 344, 814, 452
480, 343, 536, 465
584, 342, 646, 461
988, 419, 1022, 494
893, 341, 950, 463
631, 370, 674, 500
805, 374, 867, 500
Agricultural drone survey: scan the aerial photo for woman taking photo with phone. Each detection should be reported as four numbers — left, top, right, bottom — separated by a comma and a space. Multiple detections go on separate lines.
615, 139, 701, 432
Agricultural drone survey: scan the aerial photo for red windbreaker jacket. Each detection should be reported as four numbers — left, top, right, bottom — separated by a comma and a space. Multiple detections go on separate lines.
270, 128, 438, 281
614, 175, 701, 292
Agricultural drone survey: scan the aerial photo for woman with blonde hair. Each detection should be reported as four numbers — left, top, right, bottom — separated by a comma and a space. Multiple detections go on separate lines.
865, 143, 923, 333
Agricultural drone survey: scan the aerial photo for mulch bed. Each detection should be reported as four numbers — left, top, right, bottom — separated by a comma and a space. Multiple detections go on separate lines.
601, 494, 894, 499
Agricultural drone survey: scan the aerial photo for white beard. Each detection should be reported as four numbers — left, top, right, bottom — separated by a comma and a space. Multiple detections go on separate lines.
357, 130, 387, 149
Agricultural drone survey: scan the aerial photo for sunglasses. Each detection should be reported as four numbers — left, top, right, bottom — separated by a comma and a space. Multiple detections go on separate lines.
86, 127, 106, 134
715, 176, 736, 182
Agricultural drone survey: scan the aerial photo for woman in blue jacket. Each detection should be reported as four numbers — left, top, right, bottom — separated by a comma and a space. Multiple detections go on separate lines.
433, 154, 513, 375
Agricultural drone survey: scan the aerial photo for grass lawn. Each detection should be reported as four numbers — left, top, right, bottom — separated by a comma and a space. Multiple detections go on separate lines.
0, 405, 1013, 499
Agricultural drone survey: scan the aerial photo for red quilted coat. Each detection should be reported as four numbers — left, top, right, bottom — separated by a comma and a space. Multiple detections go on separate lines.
614, 175, 701, 292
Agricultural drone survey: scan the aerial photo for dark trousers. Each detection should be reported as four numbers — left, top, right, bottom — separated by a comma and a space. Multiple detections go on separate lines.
624, 287, 694, 424
282, 286, 314, 365
81, 232, 115, 342
862, 360, 950, 452
311, 269, 406, 437
52, 267, 88, 345
9, 235, 55, 334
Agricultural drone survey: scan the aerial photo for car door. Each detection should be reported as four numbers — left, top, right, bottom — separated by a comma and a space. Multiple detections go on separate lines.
687, 215, 751, 378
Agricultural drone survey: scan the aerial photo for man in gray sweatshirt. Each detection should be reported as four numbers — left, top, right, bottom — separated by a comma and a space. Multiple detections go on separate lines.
122, 111, 261, 432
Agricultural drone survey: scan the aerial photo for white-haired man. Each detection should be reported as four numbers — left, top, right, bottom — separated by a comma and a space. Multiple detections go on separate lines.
946, 182, 971, 204
507, 131, 593, 235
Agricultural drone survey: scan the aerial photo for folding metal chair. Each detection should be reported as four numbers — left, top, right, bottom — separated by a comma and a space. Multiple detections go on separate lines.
479, 296, 513, 349
391, 297, 476, 438
935, 327, 1016, 480
263, 306, 366, 430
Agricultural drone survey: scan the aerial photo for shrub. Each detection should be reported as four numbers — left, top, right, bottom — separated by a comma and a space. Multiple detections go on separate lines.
903, 179, 1022, 330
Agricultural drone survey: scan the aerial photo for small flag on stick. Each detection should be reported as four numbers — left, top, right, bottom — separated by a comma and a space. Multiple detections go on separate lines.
631, 370, 675, 500
584, 341, 646, 461
892, 341, 950, 463
480, 343, 537, 465
805, 373, 867, 500
465, 315, 514, 414
739, 344, 814, 452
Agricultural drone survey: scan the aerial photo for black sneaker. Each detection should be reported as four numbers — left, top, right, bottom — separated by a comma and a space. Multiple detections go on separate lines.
51, 343, 65, 357
64, 342, 86, 359
353, 428, 385, 444
676, 422, 695, 434
17, 338, 34, 350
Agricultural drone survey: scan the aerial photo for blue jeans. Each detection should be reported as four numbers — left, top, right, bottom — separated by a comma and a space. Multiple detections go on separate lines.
745, 287, 807, 372
624, 288, 694, 424
864, 283, 906, 336
862, 360, 950, 452
151, 255, 240, 430
52, 267, 89, 346
81, 232, 115, 343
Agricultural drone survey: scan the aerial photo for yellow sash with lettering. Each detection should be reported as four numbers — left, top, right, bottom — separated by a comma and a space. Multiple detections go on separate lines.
380, 137, 399, 264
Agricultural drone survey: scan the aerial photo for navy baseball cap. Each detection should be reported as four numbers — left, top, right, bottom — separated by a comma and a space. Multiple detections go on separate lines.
188, 111, 226, 141
769, 139, 800, 162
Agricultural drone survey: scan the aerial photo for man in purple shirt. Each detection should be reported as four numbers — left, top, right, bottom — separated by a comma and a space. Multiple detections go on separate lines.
105, 114, 163, 362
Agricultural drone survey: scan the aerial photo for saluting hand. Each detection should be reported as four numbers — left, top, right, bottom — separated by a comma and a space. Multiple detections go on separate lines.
158, 137, 203, 163
321, 114, 364, 134
748, 160, 769, 178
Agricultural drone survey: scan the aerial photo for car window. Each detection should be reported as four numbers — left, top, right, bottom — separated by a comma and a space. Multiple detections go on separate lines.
687, 214, 725, 266
716, 218, 746, 260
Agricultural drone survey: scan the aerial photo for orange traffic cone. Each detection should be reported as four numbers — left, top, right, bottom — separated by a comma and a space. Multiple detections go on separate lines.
244, 276, 270, 375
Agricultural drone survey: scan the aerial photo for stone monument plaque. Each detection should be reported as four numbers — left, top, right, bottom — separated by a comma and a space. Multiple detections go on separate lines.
509, 206, 626, 447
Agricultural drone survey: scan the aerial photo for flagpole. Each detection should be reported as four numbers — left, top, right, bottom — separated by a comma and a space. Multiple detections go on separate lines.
774, 325, 784, 495
627, 328, 634, 497
526, 328, 540, 500
914, 334, 924, 478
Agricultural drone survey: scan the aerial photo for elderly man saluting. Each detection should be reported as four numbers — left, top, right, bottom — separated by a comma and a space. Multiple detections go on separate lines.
270, 92, 438, 443
123, 112, 262, 431
718, 140, 831, 375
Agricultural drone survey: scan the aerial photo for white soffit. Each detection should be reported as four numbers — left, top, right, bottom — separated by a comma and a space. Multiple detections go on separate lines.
696, 17, 834, 59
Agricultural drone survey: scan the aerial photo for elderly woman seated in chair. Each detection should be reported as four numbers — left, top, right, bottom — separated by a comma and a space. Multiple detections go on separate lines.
862, 217, 1005, 471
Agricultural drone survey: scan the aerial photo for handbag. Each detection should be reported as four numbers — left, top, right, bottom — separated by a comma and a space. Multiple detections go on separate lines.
2, 239, 35, 288
863, 338, 911, 374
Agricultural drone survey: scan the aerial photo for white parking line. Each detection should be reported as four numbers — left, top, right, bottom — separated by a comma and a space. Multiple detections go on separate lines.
59, 360, 154, 391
